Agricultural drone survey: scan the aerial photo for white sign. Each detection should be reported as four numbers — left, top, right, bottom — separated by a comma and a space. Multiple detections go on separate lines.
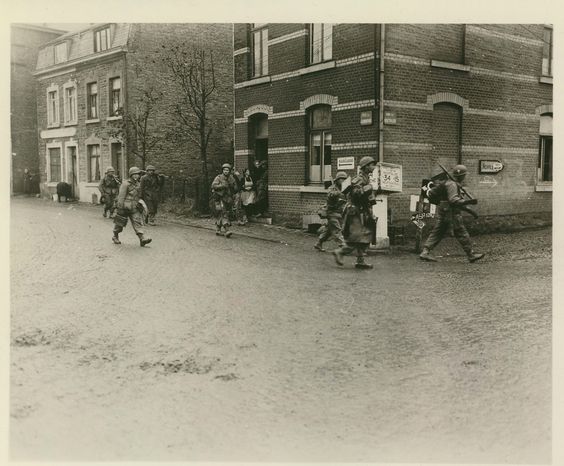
337, 156, 355, 170
375, 162, 402, 192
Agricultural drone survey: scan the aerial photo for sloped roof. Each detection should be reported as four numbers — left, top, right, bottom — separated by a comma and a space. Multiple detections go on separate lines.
36, 23, 131, 71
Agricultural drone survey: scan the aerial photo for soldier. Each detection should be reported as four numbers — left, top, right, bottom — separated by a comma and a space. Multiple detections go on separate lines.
332, 156, 378, 269
211, 163, 238, 238
140, 164, 160, 225
112, 166, 152, 247
314, 171, 348, 252
98, 166, 120, 218
419, 164, 485, 263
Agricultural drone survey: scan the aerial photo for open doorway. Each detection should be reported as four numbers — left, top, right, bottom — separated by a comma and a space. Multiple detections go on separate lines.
249, 113, 268, 216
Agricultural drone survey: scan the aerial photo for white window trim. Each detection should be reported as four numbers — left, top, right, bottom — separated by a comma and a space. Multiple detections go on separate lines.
63, 80, 78, 126
86, 81, 99, 121
46, 141, 63, 185
86, 142, 102, 183
64, 141, 79, 185
46, 83, 60, 128
108, 76, 122, 117
536, 114, 552, 189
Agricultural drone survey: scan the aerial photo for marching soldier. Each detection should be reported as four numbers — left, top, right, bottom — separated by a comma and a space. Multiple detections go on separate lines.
140, 164, 160, 225
419, 164, 485, 263
211, 163, 238, 238
333, 156, 378, 269
112, 166, 152, 247
314, 171, 348, 252
98, 166, 120, 218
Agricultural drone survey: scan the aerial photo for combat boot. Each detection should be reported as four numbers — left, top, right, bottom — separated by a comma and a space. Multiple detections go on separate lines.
103, 210, 108, 218
419, 248, 438, 262
314, 241, 325, 252
224, 228, 233, 238
332, 249, 344, 266
138, 234, 152, 247
468, 252, 485, 263
112, 233, 121, 244
355, 257, 373, 270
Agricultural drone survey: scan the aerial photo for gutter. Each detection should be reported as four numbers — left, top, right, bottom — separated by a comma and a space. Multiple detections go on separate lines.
378, 24, 386, 163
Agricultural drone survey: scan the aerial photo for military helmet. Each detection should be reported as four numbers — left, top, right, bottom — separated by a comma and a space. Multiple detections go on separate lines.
452, 164, 468, 177
146, 165, 156, 171
359, 156, 376, 169
335, 171, 348, 181
129, 166, 142, 176
105, 166, 115, 173
222, 163, 232, 170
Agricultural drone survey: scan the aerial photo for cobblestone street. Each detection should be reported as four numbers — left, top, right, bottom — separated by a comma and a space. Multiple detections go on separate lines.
10, 197, 552, 463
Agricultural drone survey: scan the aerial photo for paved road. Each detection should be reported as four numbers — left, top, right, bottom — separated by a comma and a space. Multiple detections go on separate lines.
10, 197, 552, 463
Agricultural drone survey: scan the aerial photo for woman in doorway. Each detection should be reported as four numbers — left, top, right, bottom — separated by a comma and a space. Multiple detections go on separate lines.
239, 168, 256, 223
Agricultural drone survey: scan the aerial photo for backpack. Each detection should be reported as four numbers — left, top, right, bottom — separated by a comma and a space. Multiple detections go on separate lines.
426, 180, 446, 205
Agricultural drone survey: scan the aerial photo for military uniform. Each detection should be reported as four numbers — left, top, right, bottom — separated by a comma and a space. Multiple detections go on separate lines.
211, 167, 238, 236
140, 168, 161, 225
112, 167, 151, 246
98, 171, 120, 217
314, 178, 347, 251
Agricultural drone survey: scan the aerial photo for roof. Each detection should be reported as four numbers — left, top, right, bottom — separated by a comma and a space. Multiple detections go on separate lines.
12, 23, 68, 34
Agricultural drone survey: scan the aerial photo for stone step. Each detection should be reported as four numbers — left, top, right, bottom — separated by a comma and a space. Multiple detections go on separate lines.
248, 215, 272, 225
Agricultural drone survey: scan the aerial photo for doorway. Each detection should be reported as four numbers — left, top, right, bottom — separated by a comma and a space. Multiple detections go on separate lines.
111, 142, 124, 180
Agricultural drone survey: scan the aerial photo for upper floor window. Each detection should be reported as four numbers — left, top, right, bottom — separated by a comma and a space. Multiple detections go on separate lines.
251, 23, 268, 77
94, 27, 110, 52
542, 26, 553, 76
109, 77, 121, 116
47, 87, 59, 127
309, 24, 333, 64
538, 113, 552, 183
63, 83, 77, 124
87, 82, 98, 119
54, 42, 68, 64
308, 105, 332, 183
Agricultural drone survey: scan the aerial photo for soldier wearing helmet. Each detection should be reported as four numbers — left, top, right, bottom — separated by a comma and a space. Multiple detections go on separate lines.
211, 163, 238, 237
314, 171, 349, 252
111, 166, 152, 247
98, 166, 121, 218
420, 164, 484, 263
140, 164, 161, 225
333, 156, 378, 269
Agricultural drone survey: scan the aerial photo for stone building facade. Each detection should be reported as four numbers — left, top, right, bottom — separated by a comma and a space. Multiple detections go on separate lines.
233, 24, 553, 234
34, 23, 233, 203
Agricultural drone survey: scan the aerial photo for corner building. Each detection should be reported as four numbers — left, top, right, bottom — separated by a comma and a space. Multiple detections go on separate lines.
234, 24, 553, 234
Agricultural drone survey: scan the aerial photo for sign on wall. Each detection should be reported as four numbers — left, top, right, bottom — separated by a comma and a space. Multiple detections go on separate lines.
337, 156, 355, 170
360, 110, 373, 126
479, 160, 504, 174
374, 162, 402, 192
384, 111, 397, 125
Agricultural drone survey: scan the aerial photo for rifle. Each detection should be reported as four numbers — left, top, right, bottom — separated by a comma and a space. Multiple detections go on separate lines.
437, 163, 479, 219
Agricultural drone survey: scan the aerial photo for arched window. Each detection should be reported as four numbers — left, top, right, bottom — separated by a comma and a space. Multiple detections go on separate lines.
308, 105, 332, 183
539, 113, 552, 182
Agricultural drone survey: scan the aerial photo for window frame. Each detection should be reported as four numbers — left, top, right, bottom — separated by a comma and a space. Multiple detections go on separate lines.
542, 26, 553, 77
108, 76, 122, 117
86, 82, 99, 120
46, 85, 59, 128
94, 27, 111, 53
63, 81, 77, 125
47, 146, 62, 183
250, 23, 269, 78
538, 113, 553, 185
309, 23, 333, 65
87, 144, 101, 183
307, 105, 333, 184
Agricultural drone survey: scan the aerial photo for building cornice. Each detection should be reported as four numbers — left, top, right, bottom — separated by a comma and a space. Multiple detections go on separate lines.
33, 47, 127, 77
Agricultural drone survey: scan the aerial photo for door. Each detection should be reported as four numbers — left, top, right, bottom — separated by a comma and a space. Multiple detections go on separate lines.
67, 146, 78, 198
111, 142, 124, 180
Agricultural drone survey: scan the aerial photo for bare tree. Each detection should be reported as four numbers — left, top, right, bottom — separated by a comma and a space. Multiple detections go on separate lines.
161, 44, 216, 210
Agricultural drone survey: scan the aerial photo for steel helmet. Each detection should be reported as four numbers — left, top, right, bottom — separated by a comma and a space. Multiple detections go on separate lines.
452, 164, 468, 177
222, 163, 232, 170
335, 171, 348, 180
146, 165, 156, 171
129, 166, 142, 176
105, 166, 115, 173
359, 156, 376, 169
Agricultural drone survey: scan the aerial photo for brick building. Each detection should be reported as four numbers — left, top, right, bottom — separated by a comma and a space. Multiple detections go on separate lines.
11, 23, 66, 194
233, 24, 553, 240
34, 23, 233, 203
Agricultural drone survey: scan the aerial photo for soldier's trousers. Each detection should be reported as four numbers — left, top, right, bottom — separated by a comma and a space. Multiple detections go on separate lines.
145, 199, 159, 221
336, 242, 369, 257
318, 216, 345, 246
104, 195, 117, 214
424, 209, 472, 254
215, 202, 232, 230
113, 208, 147, 237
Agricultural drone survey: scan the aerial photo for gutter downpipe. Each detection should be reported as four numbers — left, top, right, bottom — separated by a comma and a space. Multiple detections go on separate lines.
378, 24, 385, 163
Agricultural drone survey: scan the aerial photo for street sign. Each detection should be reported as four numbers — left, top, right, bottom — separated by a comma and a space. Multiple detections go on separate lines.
479, 160, 504, 174
337, 156, 355, 170
374, 162, 402, 192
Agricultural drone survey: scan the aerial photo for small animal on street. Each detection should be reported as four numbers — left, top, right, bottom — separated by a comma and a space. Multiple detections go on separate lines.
56, 182, 72, 202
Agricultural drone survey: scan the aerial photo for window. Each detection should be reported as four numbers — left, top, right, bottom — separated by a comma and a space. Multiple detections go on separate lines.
87, 82, 98, 119
251, 24, 268, 77
109, 77, 121, 116
308, 105, 332, 183
47, 88, 59, 126
538, 114, 552, 182
309, 24, 333, 64
87, 145, 101, 182
542, 26, 553, 76
94, 27, 110, 52
48, 148, 62, 182
54, 42, 67, 63
63, 84, 77, 124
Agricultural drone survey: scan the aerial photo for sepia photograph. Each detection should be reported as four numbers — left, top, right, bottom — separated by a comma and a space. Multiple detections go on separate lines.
4, 1, 560, 464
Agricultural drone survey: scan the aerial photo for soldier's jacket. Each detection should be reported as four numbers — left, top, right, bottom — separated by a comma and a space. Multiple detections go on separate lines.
326, 183, 347, 217
211, 173, 238, 204
140, 173, 161, 201
116, 177, 142, 211
98, 175, 120, 196
438, 179, 467, 213
342, 171, 375, 244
